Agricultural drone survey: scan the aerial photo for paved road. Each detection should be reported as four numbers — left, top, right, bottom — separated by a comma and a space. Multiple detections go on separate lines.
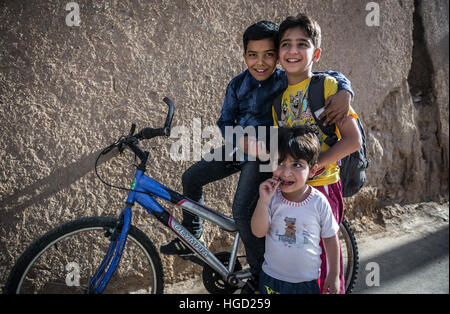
352, 224, 449, 294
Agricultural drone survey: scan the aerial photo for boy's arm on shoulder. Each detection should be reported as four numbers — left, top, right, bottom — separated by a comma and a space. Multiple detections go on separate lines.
320, 76, 352, 126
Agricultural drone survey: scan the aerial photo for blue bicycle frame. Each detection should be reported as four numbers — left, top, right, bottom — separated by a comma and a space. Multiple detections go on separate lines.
89, 168, 243, 293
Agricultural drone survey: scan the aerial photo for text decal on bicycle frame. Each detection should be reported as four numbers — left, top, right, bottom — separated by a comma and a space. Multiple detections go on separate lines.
169, 216, 209, 258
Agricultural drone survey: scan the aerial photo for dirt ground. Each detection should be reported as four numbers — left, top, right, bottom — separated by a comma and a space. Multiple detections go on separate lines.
164, 200, 449, 294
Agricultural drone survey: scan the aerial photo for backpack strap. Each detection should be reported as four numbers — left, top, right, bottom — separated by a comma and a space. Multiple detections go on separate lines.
273, 91, 283, 125
307, 74, 326, 115
308, 74, 338, 146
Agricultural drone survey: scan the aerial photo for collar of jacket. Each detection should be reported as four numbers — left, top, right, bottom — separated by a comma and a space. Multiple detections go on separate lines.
235, 69, 287, 100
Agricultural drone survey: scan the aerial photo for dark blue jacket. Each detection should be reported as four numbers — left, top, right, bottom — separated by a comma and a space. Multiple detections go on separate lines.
217, 69, 353, 158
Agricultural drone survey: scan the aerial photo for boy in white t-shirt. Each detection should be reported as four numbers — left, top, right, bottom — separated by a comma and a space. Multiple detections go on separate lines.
251, 125, 340, 294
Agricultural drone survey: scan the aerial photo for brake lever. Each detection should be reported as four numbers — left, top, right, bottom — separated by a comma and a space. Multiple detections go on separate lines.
117, 141, 126, 154
102, 136, 124, 155
109, 136, 127, 154
101, 144, 116, 155
128, 122, 136, 136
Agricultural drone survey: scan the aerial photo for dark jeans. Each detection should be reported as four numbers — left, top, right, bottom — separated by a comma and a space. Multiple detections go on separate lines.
259, 270, 320, 294
181, 146, 272, 275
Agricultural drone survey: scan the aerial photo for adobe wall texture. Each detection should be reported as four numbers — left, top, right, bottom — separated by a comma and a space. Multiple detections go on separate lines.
0, 0, 448, 286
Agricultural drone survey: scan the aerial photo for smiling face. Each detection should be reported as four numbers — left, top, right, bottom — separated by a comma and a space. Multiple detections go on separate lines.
279, 27, 321, 85
273, 154, 318, 202
243, 38, 278, 81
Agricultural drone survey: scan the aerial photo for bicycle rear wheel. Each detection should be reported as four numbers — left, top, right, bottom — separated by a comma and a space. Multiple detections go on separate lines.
4, 217, 164, 294
338, 218, 359, 293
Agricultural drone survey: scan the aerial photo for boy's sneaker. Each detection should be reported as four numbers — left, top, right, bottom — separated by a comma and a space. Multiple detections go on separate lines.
160, 239, 192, 255
160, 237, 204, 256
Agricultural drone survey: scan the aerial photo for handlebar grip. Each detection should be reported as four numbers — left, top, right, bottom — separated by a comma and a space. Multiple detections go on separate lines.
162, 97, 174, 130
138, 127, 166, 139
135, 97, 174, 140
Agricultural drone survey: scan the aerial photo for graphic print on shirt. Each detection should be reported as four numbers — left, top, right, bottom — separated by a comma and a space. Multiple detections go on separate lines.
277, 217, 296, 245
302, 226, 313, 245
280, 86, 315, 127
275, 216, 313, 248
289, 90, 303, 119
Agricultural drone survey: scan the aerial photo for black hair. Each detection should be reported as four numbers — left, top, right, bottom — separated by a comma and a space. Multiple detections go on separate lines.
278, 13, 321, 48
277, 124, 321, 168
243, 20, 279, 52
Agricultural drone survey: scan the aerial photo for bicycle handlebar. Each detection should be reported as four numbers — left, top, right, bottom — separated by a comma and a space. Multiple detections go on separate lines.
135, 97, 174, 139
162, 97, 174, 131
95, 97, 174, 191
100, 97, 174, 160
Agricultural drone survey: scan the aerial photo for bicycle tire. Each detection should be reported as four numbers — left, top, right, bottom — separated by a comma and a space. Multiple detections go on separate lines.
4, 216, 164, 294
339, 218, 359, 294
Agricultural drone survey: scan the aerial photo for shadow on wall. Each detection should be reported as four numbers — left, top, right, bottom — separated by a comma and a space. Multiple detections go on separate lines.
0, 148, 119, 216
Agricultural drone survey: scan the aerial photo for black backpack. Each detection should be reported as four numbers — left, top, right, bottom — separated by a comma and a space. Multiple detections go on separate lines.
273, 74, 369, 197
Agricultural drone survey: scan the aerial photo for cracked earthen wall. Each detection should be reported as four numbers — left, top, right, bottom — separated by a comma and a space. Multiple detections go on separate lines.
0, 0, 448, 285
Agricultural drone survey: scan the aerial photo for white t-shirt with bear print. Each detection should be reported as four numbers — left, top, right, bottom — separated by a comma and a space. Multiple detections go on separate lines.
262, 186, 339, 283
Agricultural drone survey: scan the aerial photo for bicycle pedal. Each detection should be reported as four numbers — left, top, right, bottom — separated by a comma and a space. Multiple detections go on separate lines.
179, 252, 196, 258
179, 254, 207, 267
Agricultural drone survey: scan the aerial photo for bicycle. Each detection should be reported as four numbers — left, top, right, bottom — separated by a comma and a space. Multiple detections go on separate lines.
4, 97, 359, 294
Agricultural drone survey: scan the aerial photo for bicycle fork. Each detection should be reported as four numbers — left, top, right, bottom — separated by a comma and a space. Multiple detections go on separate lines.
88, 206, 132, 294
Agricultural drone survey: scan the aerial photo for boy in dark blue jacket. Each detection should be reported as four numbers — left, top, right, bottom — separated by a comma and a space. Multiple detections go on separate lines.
161, 20, 353, 293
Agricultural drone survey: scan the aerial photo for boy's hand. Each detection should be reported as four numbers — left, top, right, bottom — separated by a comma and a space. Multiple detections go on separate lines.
319, 90, 352, 126
240, 136, 270, 161
323, 273, 340, 294
322, 234, 341, 294
239, 136, 257, 156
259, 177, 280, 203
256, 140, 270, 161
246, 137, 259, 158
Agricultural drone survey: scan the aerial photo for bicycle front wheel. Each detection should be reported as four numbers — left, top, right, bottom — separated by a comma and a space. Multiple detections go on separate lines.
4, 217, 164, 294
338, 218, 359, 294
